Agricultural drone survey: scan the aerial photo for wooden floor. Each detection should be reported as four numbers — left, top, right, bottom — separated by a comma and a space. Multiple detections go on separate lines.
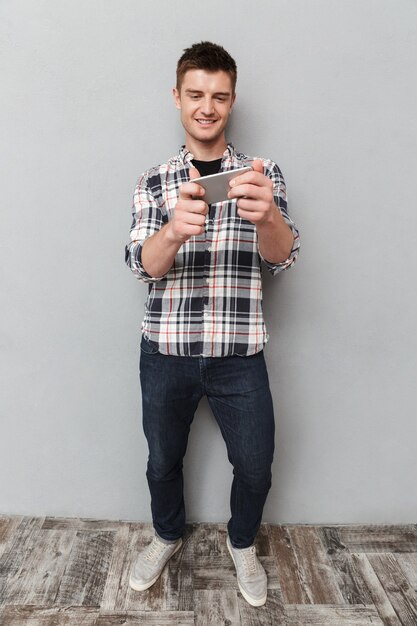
0, 516, 416, 625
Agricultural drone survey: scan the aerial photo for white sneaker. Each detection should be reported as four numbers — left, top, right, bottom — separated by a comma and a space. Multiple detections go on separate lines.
226, 535, 267, 606
129, 534, 183, 591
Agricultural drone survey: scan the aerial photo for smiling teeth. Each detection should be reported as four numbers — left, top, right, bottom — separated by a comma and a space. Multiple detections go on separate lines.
197, 119, 215, 124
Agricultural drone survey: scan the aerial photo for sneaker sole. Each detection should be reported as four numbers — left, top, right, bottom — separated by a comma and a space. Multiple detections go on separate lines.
226, 536, 267, 607
129, 539, 183, 592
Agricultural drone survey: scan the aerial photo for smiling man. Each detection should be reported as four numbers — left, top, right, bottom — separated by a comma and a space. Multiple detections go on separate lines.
125, 41, 300, 607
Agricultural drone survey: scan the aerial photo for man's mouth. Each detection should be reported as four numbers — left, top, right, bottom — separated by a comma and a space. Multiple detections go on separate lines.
195, 119, 217, 126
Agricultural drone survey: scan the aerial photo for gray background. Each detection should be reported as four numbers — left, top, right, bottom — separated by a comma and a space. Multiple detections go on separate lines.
1, 0, 416, 523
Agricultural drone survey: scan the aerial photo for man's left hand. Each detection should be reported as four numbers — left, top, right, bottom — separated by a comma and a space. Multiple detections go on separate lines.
227, 159, 275, 225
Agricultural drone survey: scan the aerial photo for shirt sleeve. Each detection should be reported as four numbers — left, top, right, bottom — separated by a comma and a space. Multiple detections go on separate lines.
258, 161, 301, 275
124, 173, 167, 283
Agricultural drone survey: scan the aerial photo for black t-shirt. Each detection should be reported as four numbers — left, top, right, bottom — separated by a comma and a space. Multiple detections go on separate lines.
191, 158, 222, 177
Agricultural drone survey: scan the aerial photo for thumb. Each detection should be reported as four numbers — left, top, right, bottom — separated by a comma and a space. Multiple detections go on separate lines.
189, 166, 201, 180
251, 159, 264, 174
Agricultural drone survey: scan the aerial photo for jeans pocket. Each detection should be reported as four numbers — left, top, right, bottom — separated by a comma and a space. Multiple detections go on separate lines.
140, 334, 159, 355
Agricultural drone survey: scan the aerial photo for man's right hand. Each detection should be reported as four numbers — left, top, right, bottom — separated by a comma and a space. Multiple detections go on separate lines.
166, 167, 209, 243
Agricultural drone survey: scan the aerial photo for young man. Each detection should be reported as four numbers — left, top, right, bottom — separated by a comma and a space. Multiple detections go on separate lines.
125, 41, 300, 607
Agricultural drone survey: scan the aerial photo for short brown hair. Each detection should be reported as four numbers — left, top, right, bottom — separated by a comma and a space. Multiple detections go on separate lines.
176, 41, 237, 93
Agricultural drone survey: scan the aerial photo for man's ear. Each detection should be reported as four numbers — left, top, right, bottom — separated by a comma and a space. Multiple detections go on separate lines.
172, 87, 181, 110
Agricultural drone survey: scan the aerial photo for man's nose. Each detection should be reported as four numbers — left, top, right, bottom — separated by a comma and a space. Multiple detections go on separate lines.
200, 97, 215, 115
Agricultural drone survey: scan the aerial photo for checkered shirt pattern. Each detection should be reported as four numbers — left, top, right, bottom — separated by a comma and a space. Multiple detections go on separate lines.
125, 143, 300, 357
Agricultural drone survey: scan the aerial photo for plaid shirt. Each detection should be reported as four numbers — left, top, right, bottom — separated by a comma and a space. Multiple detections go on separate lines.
125, 143, 300, 357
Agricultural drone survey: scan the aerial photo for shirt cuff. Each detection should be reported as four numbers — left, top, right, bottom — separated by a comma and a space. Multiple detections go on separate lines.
258, 224, 301, 276
133, 242, 167, 283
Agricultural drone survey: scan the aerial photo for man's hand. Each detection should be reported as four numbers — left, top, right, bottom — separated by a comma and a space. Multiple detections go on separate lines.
227, 159, 275, 225
166, 167, 209, 243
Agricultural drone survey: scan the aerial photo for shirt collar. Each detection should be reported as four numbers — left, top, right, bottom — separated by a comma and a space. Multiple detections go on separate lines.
179, 142, 236, 165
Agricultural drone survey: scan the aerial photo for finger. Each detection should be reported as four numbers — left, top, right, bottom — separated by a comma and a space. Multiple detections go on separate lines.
236, 198, 262, 210
183, 212, 206, 226
179, 181, 205, 200
251, 159, 264, 174
189, 166, 201, 180
228, 183, 256, 199
236, 199, 271, 215
228, 183, 269, 200
188, 167, 208, 201
229, 169, 266, 188
177, 198, 208, 214
183, 224, 205, 237
183, 200, 209, 215
237, 208, 262, 223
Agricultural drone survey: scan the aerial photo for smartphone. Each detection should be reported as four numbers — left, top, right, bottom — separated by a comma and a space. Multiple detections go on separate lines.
193, 165, 252, 205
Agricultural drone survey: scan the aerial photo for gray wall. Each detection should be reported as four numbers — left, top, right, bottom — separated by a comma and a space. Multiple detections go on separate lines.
1, 0, 416, 524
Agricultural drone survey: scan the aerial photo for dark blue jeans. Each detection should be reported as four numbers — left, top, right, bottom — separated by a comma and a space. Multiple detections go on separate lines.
139, 335, 275, 549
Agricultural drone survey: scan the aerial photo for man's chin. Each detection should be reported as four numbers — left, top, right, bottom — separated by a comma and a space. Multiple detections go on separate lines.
191, 131, 223, 144
182, 123, 226, 147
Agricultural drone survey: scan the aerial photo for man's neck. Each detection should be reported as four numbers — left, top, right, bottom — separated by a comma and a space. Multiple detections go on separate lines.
185, 136, 227, 161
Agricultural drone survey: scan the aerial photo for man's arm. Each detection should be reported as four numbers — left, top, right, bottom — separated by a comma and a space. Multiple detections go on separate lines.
255, 203, 294, 264
141, 167, 208, 277
227, 159, 300, 271
125, 168, 208, 282
125, 173, 166, 283
140, 224, 183, 279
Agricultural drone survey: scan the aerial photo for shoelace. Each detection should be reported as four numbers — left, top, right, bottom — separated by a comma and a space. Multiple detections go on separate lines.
144, 538, 168, 563
240, 545, 258, 576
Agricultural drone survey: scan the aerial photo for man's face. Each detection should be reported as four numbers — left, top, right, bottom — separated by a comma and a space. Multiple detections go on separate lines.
173, 69, 236, 148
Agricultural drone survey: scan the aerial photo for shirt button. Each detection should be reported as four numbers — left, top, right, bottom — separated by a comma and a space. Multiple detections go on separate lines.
207, 247, 212, 252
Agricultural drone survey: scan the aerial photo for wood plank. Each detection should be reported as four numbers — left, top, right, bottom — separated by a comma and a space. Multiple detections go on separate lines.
367, 552, 417, 625
287, 526, 345, 604
215, 523, 229, 557
193, 555, 238, 590
95, 610, 194, 625
0, 605, 98, 625
254, 523, 273, 557
193, 589, 240, 626
176, 523, 196, 613
0, 605, 194, 625
4, 528, 76, 605
318, 526, 373, 605
352, 552, 401, 626
100, 523, 130, 610
0, 516, 44, 606
268, 524, 307, 604
193, 556, 279, 590
396, 552, 417, 589
337, 524, 417, 553
284, 604, 384, 625
0, 516, 23, 559
54, 530, 115, 606
41, 517, 126, 531
193, 522, 222, 557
